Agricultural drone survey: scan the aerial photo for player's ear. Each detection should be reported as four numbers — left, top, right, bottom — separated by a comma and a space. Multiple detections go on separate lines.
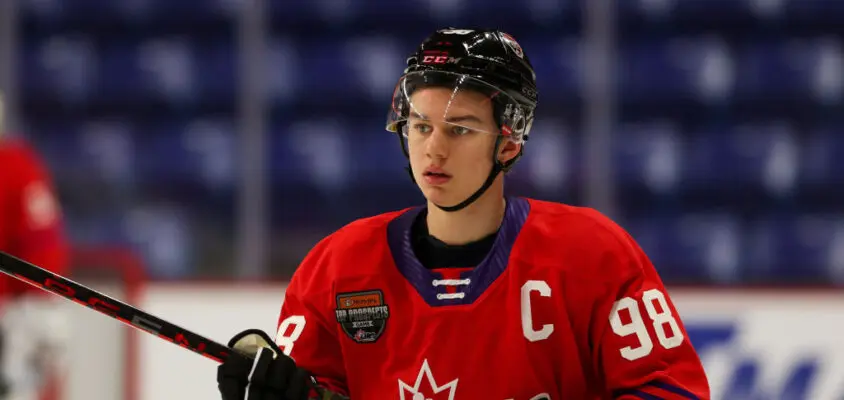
497, 139, 521, 164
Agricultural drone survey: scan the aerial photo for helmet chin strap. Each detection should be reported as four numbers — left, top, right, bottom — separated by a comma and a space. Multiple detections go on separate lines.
400, 134, 508, 213
433, 161, 501, 212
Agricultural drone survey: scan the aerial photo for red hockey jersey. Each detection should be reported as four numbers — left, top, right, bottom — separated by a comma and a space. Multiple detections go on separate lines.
276, 197, 709, 399
0, 138, 69, 301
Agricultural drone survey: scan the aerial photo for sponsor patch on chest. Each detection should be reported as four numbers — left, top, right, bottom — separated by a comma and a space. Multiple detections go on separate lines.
335, 290, 390, 344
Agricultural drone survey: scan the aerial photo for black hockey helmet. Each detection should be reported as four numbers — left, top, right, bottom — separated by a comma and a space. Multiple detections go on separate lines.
386, 28, 539, 212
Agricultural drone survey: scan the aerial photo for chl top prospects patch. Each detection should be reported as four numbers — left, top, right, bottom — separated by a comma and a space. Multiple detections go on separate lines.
335, 290, 390, 344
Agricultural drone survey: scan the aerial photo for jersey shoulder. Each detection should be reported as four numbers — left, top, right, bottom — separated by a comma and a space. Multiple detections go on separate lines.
326, 208, 409, 258
523, 198, 633, 244
521, 198, 644, 278
0, 138, 53, 189
0, 138, 42, 170
287, 208, 412, 293
0, 138, 54, 204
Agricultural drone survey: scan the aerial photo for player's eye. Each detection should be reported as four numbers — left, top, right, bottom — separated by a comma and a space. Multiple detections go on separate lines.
411, 123, 433, 134
451, 125, 473, 136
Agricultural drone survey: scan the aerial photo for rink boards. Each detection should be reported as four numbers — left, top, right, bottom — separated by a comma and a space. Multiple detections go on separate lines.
62, 284, 844, 400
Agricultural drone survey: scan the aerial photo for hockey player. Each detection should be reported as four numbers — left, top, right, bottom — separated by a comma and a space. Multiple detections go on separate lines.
0, 92, 70, 400
217, 28, 710, 399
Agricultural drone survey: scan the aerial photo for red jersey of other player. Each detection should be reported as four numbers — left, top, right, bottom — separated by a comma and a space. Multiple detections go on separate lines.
216, 28, 710, 400
0, 135, 69, 303
0, 121, 69, 399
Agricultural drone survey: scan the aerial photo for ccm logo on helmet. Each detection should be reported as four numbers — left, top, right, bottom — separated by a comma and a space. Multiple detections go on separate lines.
422, 55, 461, 65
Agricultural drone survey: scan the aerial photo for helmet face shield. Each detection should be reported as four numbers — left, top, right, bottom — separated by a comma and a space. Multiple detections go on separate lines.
386, 71, 531, 145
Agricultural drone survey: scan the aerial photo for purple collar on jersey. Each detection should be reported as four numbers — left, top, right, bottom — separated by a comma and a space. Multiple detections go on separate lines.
386, 197, 530, 307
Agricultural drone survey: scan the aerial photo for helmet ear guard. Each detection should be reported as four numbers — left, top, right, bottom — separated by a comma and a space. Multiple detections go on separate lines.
497, 102, 533, 145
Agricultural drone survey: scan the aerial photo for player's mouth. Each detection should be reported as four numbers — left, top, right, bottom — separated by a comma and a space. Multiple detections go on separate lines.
423, 167, 452, 185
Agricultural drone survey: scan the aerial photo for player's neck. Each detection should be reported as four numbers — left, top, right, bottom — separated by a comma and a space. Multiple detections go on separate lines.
426, 188, 506, 246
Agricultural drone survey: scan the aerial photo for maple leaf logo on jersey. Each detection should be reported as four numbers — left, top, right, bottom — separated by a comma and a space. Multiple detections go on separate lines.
398, 359, 458, 400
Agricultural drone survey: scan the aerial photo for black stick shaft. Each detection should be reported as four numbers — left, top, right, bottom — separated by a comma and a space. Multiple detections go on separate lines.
0, 251, 232, 363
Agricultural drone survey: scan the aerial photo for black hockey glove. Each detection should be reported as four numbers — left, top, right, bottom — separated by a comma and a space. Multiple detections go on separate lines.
217, 329, 312, 400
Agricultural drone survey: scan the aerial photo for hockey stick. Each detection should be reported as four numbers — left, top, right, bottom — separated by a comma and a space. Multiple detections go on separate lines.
0, 250, 233, 363
0, 251, 350, 399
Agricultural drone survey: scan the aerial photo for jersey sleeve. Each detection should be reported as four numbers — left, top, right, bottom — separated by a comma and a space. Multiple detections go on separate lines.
590, 226, 709, 400
5, 146, 69, 297
275, 237, 348, 396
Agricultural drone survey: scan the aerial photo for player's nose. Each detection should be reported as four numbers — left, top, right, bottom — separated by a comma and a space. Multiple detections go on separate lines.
425, 127, 449, 160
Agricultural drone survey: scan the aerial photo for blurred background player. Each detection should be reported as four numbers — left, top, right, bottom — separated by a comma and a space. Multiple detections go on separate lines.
0, 91, 70, 400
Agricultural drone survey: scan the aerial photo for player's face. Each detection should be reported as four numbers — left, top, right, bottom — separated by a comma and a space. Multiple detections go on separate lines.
405, 87, 502, 205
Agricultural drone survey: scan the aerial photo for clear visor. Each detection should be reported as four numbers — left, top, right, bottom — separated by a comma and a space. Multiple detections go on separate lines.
386, 70, 530, 144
